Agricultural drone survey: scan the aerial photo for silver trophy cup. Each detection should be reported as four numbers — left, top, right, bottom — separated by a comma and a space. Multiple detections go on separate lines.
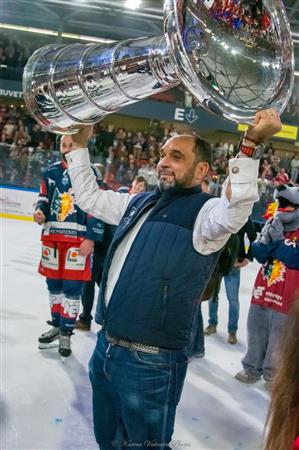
23, 0, 294, 134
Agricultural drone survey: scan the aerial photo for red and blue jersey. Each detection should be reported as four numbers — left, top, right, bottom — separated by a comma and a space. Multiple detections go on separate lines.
35, 161, 104, 244
251, 229, 299, 313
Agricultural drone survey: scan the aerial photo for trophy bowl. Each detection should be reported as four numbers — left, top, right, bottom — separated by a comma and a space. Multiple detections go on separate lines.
23, 0, 294, 134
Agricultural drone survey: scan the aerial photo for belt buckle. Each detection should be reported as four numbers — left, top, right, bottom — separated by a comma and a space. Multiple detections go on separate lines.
132, 342, 159, 354
106, 333, 159, 354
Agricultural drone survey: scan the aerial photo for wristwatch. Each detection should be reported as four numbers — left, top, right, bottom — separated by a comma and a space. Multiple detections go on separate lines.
238, 133, 265, 159
238, 142, 265, 159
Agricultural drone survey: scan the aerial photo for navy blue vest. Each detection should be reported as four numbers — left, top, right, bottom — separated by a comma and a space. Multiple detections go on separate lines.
95, 186, 221, 349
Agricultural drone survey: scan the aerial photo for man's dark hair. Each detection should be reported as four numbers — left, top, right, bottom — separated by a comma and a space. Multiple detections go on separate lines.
193, 136, 212, 165
134, 175, 147, 184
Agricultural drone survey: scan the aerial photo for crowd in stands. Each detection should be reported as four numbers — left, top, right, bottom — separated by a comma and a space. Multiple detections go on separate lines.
0, 104, 56, 186
1, 103, 299, 224
0, 32, 40, 80
0, 32, 31, 67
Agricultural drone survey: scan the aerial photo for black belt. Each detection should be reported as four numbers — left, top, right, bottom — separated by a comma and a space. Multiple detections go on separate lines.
106, 333, 160, 354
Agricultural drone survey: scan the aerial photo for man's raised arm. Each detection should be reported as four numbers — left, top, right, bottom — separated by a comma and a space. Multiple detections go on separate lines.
65, 126, 131, 225
193, 109, 282, 255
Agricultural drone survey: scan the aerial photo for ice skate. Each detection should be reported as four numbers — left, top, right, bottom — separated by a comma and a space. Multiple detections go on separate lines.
59, 330, 73, 359
38, 321, 60, 349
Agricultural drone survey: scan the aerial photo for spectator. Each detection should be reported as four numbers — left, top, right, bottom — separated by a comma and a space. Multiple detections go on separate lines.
274, 168, 289, 185
270, 150, 281, 172
138, 157, 158, 190
118, 175, 147, 194
204, 218, 257, 344
279, 152, 291, 173
291, 155, 299, 183
263, 299, 299, 450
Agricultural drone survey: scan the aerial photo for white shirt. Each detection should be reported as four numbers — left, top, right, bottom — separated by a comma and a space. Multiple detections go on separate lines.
66, 149, 259, 304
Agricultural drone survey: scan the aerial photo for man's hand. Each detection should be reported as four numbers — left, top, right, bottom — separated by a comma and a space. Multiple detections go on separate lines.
79, 239, 94, 257
70, 125, 94, 150
226, 109, 281, 202
245, 109, 282, 144
33, 209, 46, 225
234, 259, 249, 269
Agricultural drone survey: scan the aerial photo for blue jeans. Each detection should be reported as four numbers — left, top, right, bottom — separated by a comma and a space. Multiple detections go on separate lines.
89, 331, 189, 450
208, 267, 240, 332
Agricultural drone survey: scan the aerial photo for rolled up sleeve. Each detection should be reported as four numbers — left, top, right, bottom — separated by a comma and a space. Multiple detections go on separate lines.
193, 157, 259, 255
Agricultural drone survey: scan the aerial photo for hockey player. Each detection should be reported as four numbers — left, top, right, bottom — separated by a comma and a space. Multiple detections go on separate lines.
34, 135, 105, 357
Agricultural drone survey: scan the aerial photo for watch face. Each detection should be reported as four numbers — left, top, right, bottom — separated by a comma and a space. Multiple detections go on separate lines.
254, 145, 265, 159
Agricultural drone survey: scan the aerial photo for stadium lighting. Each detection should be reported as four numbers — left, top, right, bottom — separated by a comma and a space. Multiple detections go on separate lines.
0, 23, 58, 36
0, 23, 114, 43
124, 0, 142, 10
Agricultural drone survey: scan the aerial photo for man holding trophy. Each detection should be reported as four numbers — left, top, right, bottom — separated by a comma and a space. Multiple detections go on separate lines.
62, 109, 280, 448
22, 0, 293, 447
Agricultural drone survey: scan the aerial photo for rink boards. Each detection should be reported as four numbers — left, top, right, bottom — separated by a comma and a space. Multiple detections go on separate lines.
0, 185, 37, 221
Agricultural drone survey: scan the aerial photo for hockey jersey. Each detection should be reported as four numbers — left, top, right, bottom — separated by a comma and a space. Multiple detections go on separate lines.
251, 229, 299, 313
35, 161, 104, 244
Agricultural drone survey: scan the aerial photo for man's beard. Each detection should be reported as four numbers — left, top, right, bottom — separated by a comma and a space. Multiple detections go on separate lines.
157, 178, 176, 192
157, 168, 196, 191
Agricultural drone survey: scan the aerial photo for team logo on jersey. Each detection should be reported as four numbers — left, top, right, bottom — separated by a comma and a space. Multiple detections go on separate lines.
43, 248, 50, 258
65, 247, 86, 270
41, 245, 59, 270
262, 259, 286, 287
51, 188, 76, 221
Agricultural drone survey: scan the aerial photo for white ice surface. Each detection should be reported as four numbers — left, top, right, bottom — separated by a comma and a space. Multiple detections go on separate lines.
1, 218, 269, 450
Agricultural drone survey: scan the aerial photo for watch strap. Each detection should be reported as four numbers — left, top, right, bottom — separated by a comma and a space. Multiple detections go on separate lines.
239, 144, 255, 157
